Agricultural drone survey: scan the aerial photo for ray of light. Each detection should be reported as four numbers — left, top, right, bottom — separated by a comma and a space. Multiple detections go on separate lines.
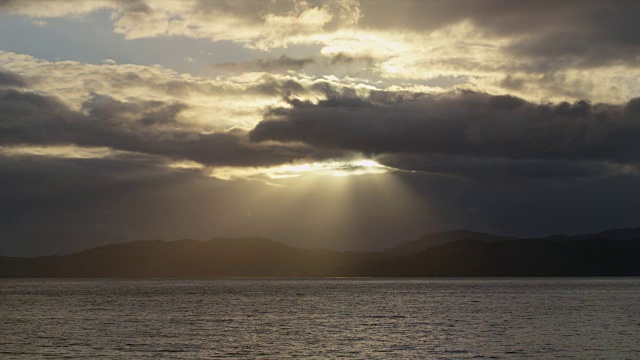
203, 161, 430, 251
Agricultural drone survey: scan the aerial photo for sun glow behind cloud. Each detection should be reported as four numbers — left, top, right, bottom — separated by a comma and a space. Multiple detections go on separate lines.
207, 158, 393, 181
223, 158, 428, 250
0, 145, 394, 183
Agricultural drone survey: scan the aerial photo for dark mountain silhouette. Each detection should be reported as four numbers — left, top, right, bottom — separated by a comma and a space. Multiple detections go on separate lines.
570, 227, 640, 241
0, 237, 372, 278
532, 227, 640, 243
336, 238, 640, 277
2, 228, 640, 277
388, 230, 516, 256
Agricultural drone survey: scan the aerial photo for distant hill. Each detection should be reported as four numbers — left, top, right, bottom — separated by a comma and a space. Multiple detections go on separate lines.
2, 229, 640, 278
570, 227, 640, 241
337, 238, 640, 277
531, 227, 640, 242
388, 230, 517, 256
0, 237, 372, 278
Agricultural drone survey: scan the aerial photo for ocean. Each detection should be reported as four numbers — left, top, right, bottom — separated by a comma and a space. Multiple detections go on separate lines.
1, 278, 639, 358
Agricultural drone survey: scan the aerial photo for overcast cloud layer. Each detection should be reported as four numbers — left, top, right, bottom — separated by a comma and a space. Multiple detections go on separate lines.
1, 0, 640, 256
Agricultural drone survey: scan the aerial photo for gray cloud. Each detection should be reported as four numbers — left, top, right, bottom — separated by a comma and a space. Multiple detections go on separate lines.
211, 53, 377, 75
4, 77, 637, 184
360, 1, 640, 70
251, 90, 640, 175
499, 75, 525, 91
0, 70, 27, 88
213, 55, 316, 73
0, 89, 303, 167
379, 154, 636, 184
83, 94, 188, 127
359, 2, 592, 35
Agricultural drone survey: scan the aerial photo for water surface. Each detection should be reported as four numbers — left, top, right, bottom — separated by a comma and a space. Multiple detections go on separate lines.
1, 278, 639, 358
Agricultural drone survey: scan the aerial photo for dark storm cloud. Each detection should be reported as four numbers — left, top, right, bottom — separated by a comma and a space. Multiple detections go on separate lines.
251, 90, 640, 167
0, 89, 302, 167
0, 70, 27, 88
378, 154, 634, 184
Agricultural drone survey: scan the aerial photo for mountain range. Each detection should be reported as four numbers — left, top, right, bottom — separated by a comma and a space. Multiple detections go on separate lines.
2, 228, 640, 277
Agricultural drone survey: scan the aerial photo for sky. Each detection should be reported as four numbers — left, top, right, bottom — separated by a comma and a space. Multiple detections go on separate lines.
1, 0, 640, 256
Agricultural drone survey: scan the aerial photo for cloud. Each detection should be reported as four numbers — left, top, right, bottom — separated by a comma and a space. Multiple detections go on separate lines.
357, 1, 640, 65
213, 55, 316, 73
3, 1, 640, 103
3, 50, 638, 184
251, 90, 640, 178
0, 0, 115, 18
378, 154, 637, 184
30, 19, 47, 27
0, 89, 306, 168
0, 70, 28, 88
0, 0, 361, 50
3, 1, 640, 71
211, 53, 377, 76
0, 52, 387, 176
0, 51, 321, 130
